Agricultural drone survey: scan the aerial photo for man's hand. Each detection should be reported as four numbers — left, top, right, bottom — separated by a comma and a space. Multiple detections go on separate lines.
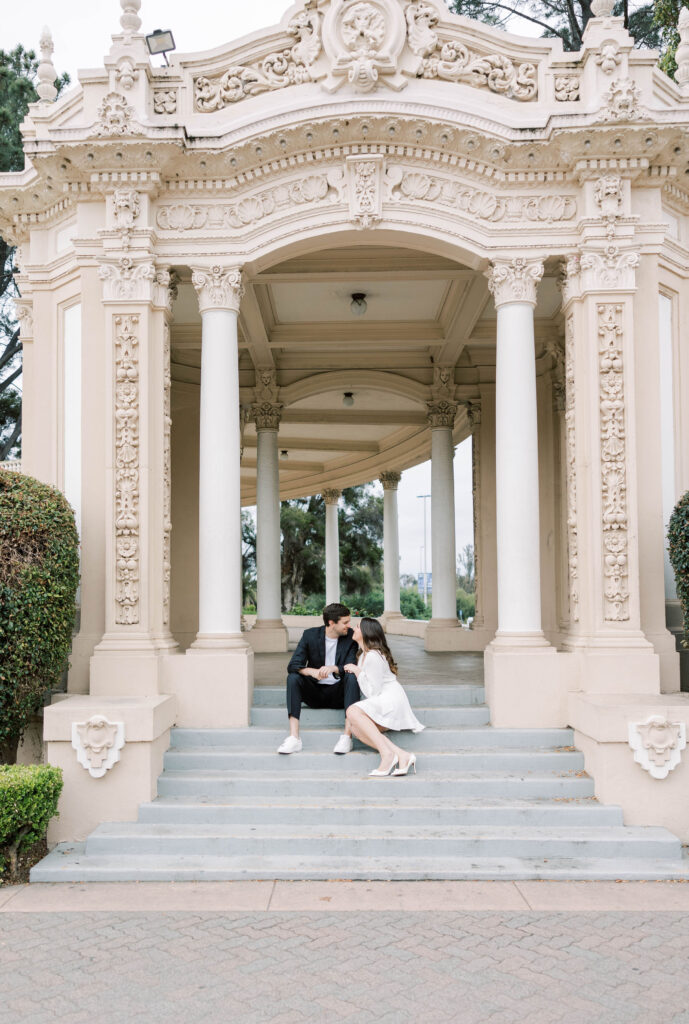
317, 665, 339, 680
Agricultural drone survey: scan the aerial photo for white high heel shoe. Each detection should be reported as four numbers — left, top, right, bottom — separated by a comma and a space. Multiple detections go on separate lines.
392, 754, 417, 776
369, 757, 399, 777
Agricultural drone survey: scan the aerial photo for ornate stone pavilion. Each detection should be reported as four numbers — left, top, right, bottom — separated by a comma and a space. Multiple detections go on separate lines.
3, 0, 689, 844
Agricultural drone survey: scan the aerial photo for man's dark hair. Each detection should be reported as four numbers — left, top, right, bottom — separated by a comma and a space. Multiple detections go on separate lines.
323, 602, 350, 627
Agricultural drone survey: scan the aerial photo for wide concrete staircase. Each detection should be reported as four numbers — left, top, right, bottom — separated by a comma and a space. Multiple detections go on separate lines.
32, 674, 688, 881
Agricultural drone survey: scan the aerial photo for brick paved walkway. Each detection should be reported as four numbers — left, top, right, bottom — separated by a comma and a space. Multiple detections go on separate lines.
2, 883, 689, 1023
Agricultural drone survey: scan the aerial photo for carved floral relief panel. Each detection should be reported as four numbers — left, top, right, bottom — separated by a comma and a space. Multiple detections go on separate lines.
114, 314, 141, 625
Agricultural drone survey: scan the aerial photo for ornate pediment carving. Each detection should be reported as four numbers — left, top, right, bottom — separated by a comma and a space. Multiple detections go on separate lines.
191, 0, 541, 109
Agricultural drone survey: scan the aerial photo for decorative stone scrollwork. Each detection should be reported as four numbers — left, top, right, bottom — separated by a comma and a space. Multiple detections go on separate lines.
91, 92, 144, 136
252, 368, 283, 430
114, 314, 140, 625
564, 312, 579, 622
156, 172, 345, 233
596, 42, 621, 75
554, 75, 580, 102
99, 257, 156, 301
347, 155, 384, 228
380, 470, 401, 490
629, 716, 687, 780
72, 716, 126, 779
323, 488, 341, 505
115, 58, 138, 90
15, 300, 34, 341
546, 340, 566, 412
112, 188, 141, 250
323, 0, 407, 93
406, 0, 537, 101
160, 272, 176, 627
486, 257, 544, 308
427, 365, 457, 429
580, 246, 639, 291
559, 254, 581, 308
191, 265, 244, 313
598, 303, 629, 622
153, 89, 177, 114
594, 175, 623, 238
194, 6, 322, 110
598, 78, 646, 122
385, 167, 577, 224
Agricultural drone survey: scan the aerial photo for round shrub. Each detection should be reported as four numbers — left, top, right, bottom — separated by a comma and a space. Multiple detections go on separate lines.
0, 473, 79, 763
668, 491, 689, 649
0, 764, 63, 880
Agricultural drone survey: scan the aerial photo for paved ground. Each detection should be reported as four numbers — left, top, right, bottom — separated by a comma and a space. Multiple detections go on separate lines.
2, 881, 689, 1023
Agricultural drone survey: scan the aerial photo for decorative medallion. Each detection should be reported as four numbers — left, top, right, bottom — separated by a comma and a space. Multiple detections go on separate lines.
323, 0, 407, 93
629, 716, 686, 780
72, 716, 126, 779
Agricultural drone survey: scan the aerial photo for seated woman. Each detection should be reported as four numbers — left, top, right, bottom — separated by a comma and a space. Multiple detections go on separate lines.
344, 617, 424, 777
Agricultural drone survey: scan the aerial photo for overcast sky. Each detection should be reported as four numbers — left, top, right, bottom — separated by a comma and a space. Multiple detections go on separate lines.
5, 0, 475, 579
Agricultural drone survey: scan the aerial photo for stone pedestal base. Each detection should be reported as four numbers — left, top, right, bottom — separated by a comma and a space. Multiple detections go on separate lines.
570, 691, 689, 842
163, 645, 254, 728
90, 638, 179, 697
43, 694, 176, 843
379, 611, 403, 630
485, 641, 566, 727
424, 623, 493, 652
563, 643, 661, 695
247, 620, 289, 652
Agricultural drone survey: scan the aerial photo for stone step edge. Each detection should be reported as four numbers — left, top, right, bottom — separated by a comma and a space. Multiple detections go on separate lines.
157, 769, 590, 780
142, 796, 607, 809
30, 846, 689, 883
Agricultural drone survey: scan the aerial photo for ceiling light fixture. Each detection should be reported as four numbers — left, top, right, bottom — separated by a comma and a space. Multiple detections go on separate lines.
342, 392, 355, 407
350, 292, 367, 316
280, 449, 288, 460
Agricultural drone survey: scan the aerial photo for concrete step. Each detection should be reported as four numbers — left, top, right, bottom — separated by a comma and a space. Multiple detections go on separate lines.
83, 822, 681, 861
162, 748, 585, 773
250, 705, 491, 727
252, 684, 485, 707
157, 770, 596, 800
137, 795, 624, 828
32, 845, 689, 882
170, 727, 574, 751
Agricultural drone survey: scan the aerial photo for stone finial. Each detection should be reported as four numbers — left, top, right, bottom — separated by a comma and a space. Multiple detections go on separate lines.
677, 7, 689, 91
120, 0, 142, 37
36, 27, 58, 103
590, 0, 614, 15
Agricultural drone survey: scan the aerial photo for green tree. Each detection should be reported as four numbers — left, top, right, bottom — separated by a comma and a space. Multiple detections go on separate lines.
279, 484, 384, 611
457, 542, 475, 595
0, 46, 69, 460
654, 0, 687, 78
241, 510, 257, 610
446, 0, 661, 51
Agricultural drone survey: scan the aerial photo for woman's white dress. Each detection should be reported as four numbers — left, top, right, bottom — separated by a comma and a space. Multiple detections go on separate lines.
353, 650, 425, 733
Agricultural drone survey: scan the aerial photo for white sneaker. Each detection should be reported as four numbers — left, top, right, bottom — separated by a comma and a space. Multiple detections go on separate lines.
333, 734, 353, 755
277, 735, 302, 754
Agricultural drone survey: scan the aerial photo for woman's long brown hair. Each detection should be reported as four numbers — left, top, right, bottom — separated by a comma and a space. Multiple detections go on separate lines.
359, 617, 398, 675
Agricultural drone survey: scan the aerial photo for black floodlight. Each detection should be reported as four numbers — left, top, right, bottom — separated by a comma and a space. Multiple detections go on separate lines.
146, 28, 176, 65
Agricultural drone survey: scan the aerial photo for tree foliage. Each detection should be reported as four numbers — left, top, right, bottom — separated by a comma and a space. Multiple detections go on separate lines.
668, 491, 689, 648
0, 764, 63, 880
0, 47, 70, 461
446, 0, 661, 52
653, 0, 688, 78
0, 473, 79, 764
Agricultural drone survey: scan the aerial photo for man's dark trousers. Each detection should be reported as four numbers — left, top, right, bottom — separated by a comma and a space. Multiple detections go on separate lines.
286, 625, 360, 720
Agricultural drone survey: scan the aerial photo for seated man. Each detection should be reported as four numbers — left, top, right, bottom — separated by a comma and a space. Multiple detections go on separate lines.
278, 603, 361, 755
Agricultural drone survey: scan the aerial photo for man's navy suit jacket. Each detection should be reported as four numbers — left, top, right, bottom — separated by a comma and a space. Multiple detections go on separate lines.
287, 625, 358, 677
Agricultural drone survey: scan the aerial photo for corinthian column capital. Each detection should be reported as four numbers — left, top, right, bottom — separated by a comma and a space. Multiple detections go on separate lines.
486, 257, 544, 308
379, 471, 401, 491
191, 265, 244, 313
323, 489, 341, 506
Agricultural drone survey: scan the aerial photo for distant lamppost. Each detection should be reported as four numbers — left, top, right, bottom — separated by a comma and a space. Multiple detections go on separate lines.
418, 493, 430, 605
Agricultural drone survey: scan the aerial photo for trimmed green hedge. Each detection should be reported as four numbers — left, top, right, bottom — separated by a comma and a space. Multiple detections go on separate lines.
0, 473, 79, 762
0, 764, 63, 877
669, 491, 689, 648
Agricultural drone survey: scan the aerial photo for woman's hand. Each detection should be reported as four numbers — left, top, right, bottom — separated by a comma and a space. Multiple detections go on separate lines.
344, 662, 360, 677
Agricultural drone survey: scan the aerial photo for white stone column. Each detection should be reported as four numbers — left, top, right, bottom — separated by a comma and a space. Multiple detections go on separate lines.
483, 258, 557, 729
323, 489, 341, 605
380, 471, 402, 622
489, 258, 547, 640
191, 266, 246, 647
250, 374, 288, 653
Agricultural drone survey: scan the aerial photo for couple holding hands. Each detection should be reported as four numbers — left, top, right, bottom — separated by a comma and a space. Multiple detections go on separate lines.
277, 603, 424, 777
